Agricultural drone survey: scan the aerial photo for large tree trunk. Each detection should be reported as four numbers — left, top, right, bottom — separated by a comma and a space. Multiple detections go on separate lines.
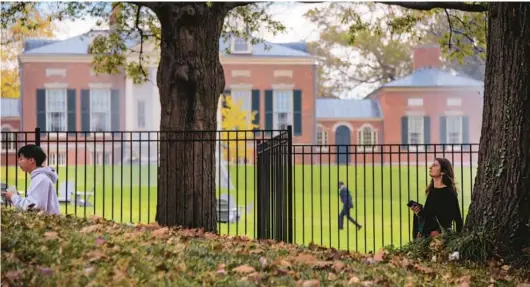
151, 3, 231, 232
465, 3, 530, 265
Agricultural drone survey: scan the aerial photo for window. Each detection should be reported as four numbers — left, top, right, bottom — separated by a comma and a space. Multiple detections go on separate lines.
357, 124, 378, 152
1, 127, 16, 152
137, 100, 146, 128
316, 126, 328, 151
230, 89, 252, 125
231, 37, 251, 53
46, 89, 67, 132
47, 152, 66, 166
91, 151, 111, 165
90, 89, 111, 131
446, 116, 463, 144
273, 90, 293, 130
408, 98, 424, 107
408, 116, 424, 147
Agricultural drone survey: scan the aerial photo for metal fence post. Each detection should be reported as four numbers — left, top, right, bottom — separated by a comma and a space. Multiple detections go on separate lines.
286, 125, 293, 243
35, 127, 41, 146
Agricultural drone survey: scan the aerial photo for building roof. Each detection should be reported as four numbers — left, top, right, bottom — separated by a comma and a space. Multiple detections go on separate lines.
316, 98, 381, 119
1, 98, 20, 118
24, 30, 312, 58
382, 67, 483, 88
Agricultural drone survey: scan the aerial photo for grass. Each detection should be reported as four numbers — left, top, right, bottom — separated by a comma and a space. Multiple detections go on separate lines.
2, 208, 528, 286
1, 164, 476, 253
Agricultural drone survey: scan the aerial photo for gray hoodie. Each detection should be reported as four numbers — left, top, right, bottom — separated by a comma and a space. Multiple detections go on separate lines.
11, 167, 60, 214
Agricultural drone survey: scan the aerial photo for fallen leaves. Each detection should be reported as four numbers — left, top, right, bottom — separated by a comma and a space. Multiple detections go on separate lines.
232, 264, 256, 274
2, 208, 530, 287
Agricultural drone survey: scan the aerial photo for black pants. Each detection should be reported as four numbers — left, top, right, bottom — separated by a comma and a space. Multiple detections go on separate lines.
339, 206, 361, 229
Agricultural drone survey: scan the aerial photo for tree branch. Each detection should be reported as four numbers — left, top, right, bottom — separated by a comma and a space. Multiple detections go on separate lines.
377, 2, 488, 12
444, 9, 453, 49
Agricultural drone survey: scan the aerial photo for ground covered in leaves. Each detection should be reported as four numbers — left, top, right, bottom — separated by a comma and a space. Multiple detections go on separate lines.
1, 208, 529, 286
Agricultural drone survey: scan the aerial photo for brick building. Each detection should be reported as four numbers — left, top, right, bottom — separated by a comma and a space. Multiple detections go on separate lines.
313, 45, 484, 165
1, 98, 21, 166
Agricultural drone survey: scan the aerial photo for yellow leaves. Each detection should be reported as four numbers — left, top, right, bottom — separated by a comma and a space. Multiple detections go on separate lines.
220, 94, 257, 163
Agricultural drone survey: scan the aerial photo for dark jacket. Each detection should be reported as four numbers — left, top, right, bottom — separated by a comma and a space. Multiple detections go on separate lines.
416, 186, 463, 237
339, 186, 353, 209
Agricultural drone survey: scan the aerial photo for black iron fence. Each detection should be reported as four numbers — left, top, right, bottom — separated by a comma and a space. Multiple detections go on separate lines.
1, 128, 479, 253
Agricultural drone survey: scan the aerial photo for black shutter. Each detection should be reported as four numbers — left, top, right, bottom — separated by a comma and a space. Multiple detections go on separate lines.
67, 89, 76, 136
424, 116, 431, 150
293, 89, 302, 136
462, 116, 470, 151
401, 116, 408, 151
36, 89, 46, 132
251, 89, 260, 131
440, 116, 447, 144
81, 89, 90, 136
111, 89, 120, 136
265, 90, 273, 132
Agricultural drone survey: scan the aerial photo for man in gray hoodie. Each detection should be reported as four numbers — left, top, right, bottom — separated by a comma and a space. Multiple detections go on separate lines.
2, 145, 60, 214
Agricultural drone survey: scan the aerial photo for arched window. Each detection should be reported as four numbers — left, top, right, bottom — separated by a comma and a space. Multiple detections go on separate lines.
1, 126, 16, 152
316, 125, 329, 151
357, 124, 378, 152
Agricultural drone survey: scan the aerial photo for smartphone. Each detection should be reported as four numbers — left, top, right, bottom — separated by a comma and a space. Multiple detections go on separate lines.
407, 200, 419, 208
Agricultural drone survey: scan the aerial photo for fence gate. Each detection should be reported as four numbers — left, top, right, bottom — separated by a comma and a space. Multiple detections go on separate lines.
256, 127, 293, 243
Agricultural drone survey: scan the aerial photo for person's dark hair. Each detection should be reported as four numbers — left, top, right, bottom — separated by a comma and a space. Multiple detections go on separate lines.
18, 145, 46, 167
425, 158, 457, 194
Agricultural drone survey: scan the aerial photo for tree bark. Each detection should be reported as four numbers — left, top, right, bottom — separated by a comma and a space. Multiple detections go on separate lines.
151, 3, 231, 232
465, 3, 530, 266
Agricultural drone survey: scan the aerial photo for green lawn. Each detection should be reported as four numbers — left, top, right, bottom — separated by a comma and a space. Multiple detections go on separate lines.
1, 164, 476, 254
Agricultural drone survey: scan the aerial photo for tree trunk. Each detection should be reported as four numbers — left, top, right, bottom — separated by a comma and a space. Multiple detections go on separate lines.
465, 3, 530, 266
152, 3, 230, 232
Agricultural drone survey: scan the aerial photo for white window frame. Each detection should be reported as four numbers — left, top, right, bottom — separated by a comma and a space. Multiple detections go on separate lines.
137, 100, 146, 129
45, 89, 68, 132
90, 89, 112, 132
230, 89, 252, 126
316, 125, 329, 152
231, 37, 252, 54
446, 116, 463, 151
357, 124, 378, 152
272, 89, 294, 132
47, 152, 66, 167
408, 116, 425, 152
407, 98, 424, 107
1, 126, 17, 153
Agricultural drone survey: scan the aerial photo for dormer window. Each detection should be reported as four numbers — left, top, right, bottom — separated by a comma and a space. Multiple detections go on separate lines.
231, 37, 252, 54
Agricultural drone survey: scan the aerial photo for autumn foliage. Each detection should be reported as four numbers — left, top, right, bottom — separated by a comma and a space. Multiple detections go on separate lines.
220, 94, 258, 163
2, 208, 529, 286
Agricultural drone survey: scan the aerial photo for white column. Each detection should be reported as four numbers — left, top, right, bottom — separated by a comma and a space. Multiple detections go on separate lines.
151, 68, 161, 131
125, 77, 134, 132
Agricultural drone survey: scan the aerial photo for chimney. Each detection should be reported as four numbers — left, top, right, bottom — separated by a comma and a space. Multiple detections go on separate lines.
109, 3, 121, 30
413, 44, 441, 70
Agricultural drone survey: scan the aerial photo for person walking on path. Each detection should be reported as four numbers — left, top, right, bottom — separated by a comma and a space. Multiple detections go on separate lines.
338, 181, 362, 231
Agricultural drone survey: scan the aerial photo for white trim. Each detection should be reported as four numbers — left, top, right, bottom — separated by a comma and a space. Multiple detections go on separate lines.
231, 70, 250, 77
45, 68, 66, 77
21, 54, 317, 66
406, 110, 426, 116
444, 110, 464, 116
407, 98, 424, 107
357, 124, 378, 152
316, 125, 329, 152
331, 122, 353, 133
272, 83, 294, 90
89, 89, 112, 132
230, 84, 253, 90
274, 70, 293, 78
45, 88, 68, 133
88, 83, 113, 89
317, 117, 383, 122
447, 98, 462, 106
44, 82, 68, 89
